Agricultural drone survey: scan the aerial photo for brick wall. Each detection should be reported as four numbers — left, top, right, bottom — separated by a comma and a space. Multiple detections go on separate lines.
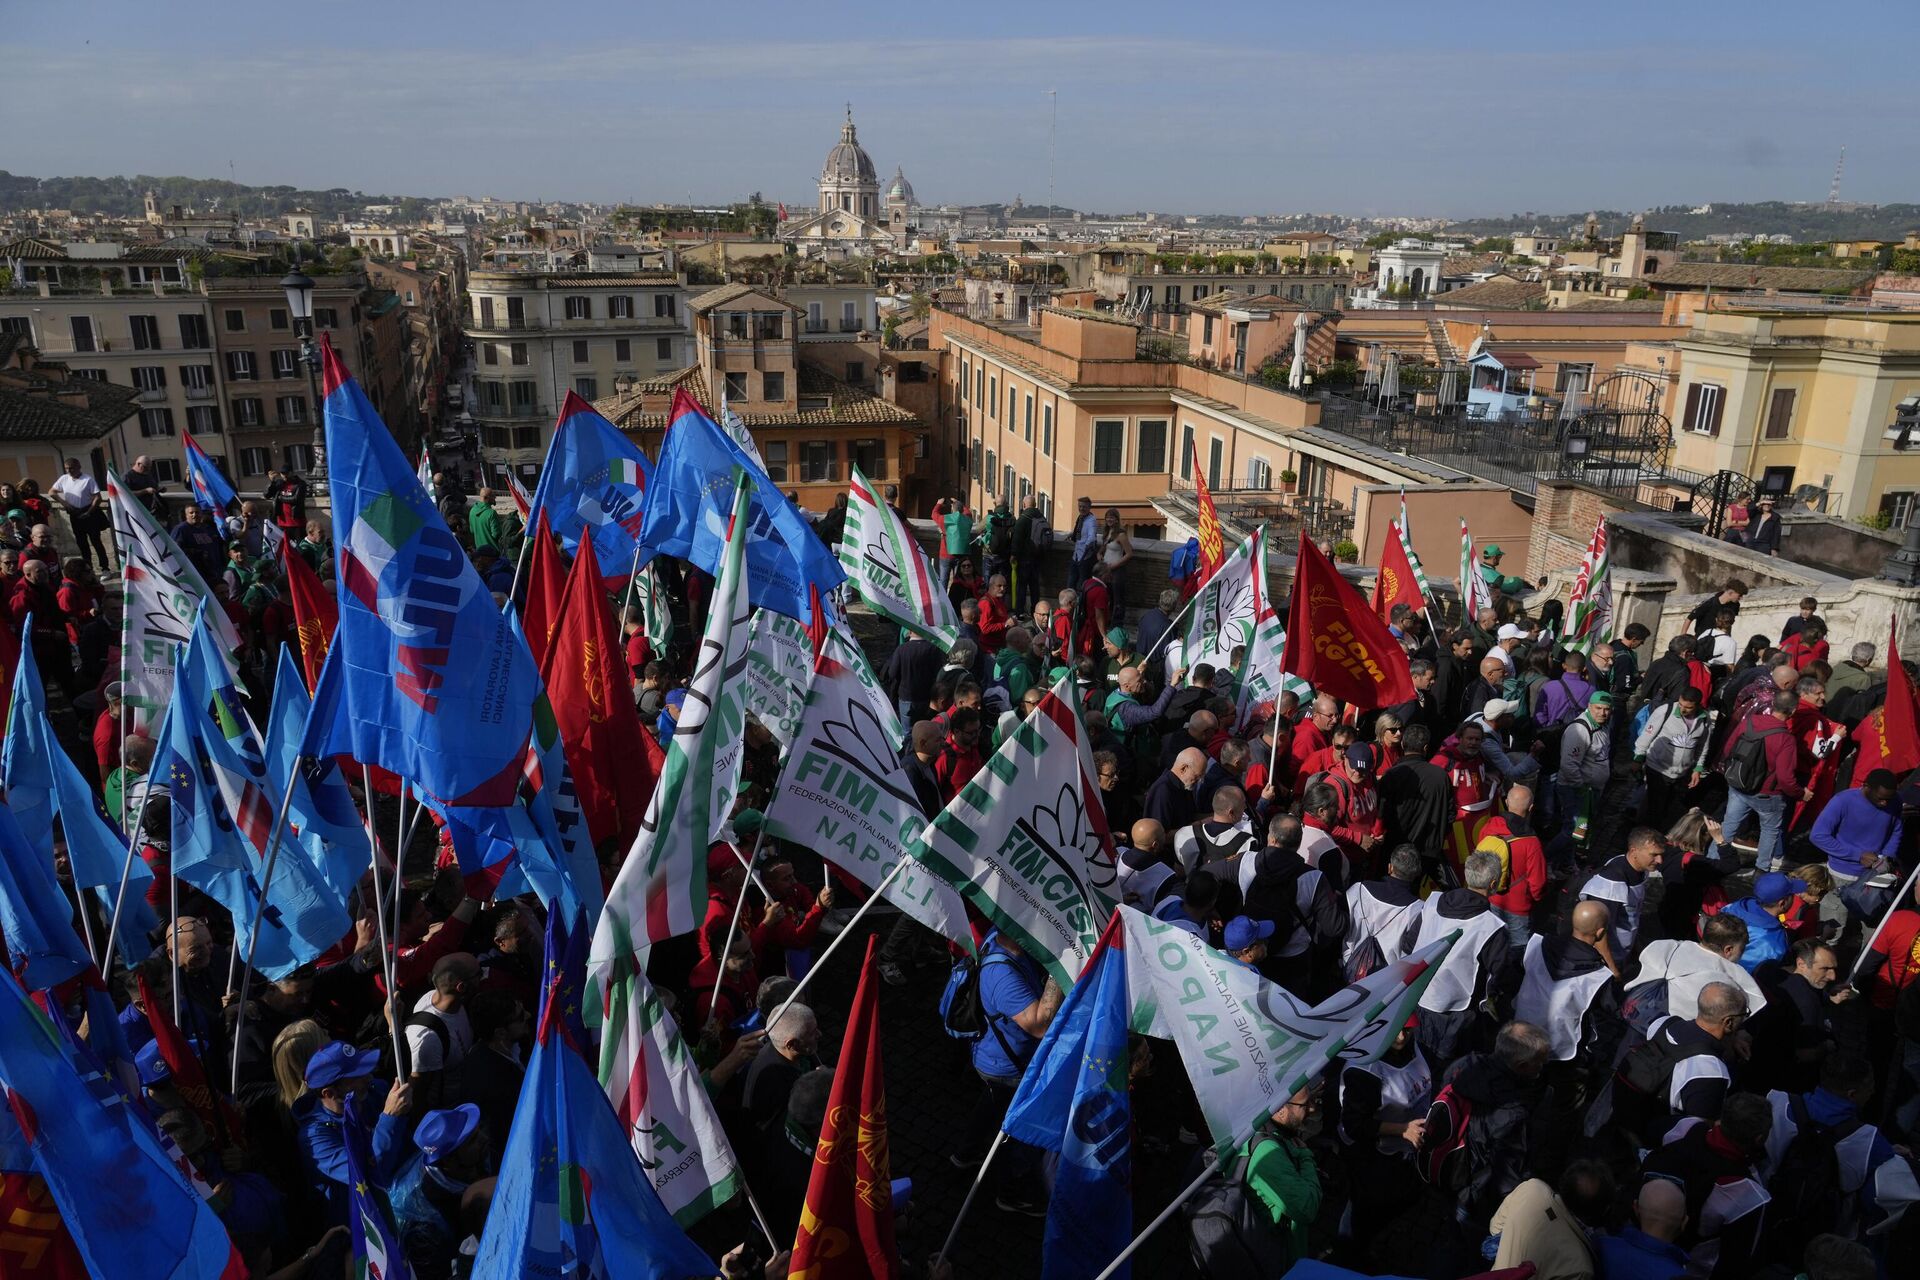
1528, 480, 1634, 580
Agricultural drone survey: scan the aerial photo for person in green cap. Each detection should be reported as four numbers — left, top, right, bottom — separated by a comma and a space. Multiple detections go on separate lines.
1479, 544, 1528, 598
1552, 689, 1613, 859
1102, 626, 1142, 687
467, 488, 507, 555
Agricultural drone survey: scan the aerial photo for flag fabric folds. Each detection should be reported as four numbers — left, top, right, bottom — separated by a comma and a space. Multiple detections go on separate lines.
1563, 514, 1612, 655
633, 559, 674, 657
1002, 913, 1133, 1280
1371, 520, 1426, 621
279, 533, 337, 694
641, 388, 845, 622
1396, 500, 1435, 603
473, 920, 714, 1280
0, 969, 247, 1279
1192, 439, 1225, 580
107, 467, 241, 727
910, 675, 1117, 987
543, 528, 655, 849
1459, 519, 1494, 622
344, 1099, 411, 1280
839, 464, 960, 646
594, 471, 754, 972
136, 971, 246, 1148
264, 646, 369, 907
1230, 537, 1287, 733
789, 936, 899, 1280
1863, 615, 1920, 775
526, 391, 654, 578
1282, 531, 1415, 711
321, 335, 540, 808
0, 799, 92, 990
740, 608, 816, 750
1121, 906, 1453, 1152
180, 428, 237, 517
521, 512, 568, 670
507, 471, 533, 524
1168, 527, 1263, 674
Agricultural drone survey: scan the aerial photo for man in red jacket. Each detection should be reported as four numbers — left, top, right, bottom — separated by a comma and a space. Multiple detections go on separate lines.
1482, 784, 1547, 948
1432, 721, 1498, 825
978, 573, 1012, 654
1327, 745, 1385, 878
1787, 675, 1842, 833
1714, 687, 1803, 873
934, 706, 986, 800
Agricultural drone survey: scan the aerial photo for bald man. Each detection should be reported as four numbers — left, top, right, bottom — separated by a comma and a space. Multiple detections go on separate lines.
1159, 706, 1219, 773
1117, 818, 1176, 909
1596, 1178, 1690, 1279
1612, 980, 1746, 1145
1104, 663, 1180, 766
1144, 746, 1207, 833
1517, 899, 1625, 1122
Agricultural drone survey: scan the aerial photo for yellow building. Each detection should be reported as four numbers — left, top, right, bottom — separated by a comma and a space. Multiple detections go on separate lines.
1667, 308, 1920, 522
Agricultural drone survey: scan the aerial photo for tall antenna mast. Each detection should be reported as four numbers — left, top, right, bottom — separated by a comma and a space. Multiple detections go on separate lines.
1048, 89, 1057, 212
1827, 144, 1846, 206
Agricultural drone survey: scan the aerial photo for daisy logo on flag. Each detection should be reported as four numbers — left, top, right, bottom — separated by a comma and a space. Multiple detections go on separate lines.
1003, 780, 1118, 902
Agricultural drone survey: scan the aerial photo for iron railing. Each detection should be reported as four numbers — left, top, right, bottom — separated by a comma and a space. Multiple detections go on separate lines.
1160, 474, 1354, 548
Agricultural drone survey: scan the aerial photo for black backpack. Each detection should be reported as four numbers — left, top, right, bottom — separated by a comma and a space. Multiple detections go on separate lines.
939, 952, 1022, 1064
1183, 1136, 1289, 1280
1764, 1094, 1865, 1258
1721, 720, 1785, 793
987, 516, 1012, 558
1029, 518, 1053, 552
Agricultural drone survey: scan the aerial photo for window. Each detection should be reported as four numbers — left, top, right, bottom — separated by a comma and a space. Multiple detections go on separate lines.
139, 407, 175, 437
234, 397, 263, 426
975, 365, 984, 405
269, 308, 288, 331
480, 381, 505, 411
0, 317, 28, 339
1246, 456, 1272, 488
509, 381, 537, 415
807, 302, 825, 334
654, 294, 677, 318
800, 441, 836, 482
506, 298, 524, 328
1683, 382, 1725, 436
611, 338, 631, 363
69, 316, 95, 352
564, 295, 591, 320
1208, 436, 1224, 489
1092, 420, 1125, 473
483, 344, 498, 366
1023, 394, 1034, 442
656, 337, 673, 360
239, 447, 272, 477
852, 438, 884, 478
277, 395, 307, 425
132, 366, 167, 394
988, 376, 997, 417
762, 371, 786, 401
186, 405, 220, 434
960, 358, 970, 403
181, 364, 213, 396
1203, 314, 1215, 345
510, 343, 529, 366
1038, 492, 1052, 519
272, 349, 299, 379
970, 439, 983, 478
726, 314, 749, 340
130, 315, 161, 350
314, 307, 339, 330
513, 426, 542, 449
1007, 386, 1016, 425
575, 377, 598, 400
68, 367, 105, 381
1764, 387, 1796, 440
1555, 362, 1594, 396
1880, 491, 1919, 530
1042, 404, 1053, 457
841, 301, 859, 333
228, 351, 256, 380
609, 295, 633, 320
150, 458, 182, 484
1180, 424, 1195, 479
284, 443, 314, 474
178, 314, 210, 349
573, 340, 590, 364
764, 441, 788, 482
1003, 464, 1015, 500
985, 449, 997, 493
847, 361, 864, 385
1136, 419, 1168, 473
223, 308, 246, 333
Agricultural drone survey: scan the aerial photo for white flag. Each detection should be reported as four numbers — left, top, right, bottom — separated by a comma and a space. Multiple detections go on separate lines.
740, 609, 815, 750
1167, 526, 1263, 674
104, 468, 242, 729
839, 465, 960, 647
719, 392, 767, 472
598, 960, 743, 1225
909, 674, 1118, 986
765, 627, 971, 948
1122, 905, 1457, 1150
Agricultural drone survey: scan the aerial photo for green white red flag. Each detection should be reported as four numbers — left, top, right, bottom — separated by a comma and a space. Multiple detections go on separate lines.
739, 609, 814, 749
1167, 525, 1263, 674
839, 464, 959, 646
1460, 518, 1494, 621
1563, 515, 1612, 654
633, 559, 674, 656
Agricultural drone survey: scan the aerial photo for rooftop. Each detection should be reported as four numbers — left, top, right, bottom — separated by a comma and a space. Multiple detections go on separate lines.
1652, 262, 1876, 293
1430, 278, 1547, 309
594, 359, 919, 431
0, 340, 142, 442
689, 282, 802, 314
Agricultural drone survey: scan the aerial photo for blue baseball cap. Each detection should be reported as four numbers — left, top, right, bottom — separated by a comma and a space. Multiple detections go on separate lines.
1753, 872, 1807, 905
137, 1039, 171, 1086
665, 689, 688, 711
304, 1040, 375, 1089
414, 1103, 482, 1165
1224, 916, 1276, 952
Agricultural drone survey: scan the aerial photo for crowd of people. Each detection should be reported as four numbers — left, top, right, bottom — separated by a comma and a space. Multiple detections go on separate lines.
16, 459, 1920, 1280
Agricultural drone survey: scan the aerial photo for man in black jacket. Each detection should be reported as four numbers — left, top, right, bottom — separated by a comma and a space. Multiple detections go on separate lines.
1441, 1022, 1553, 1234
1378, 725, 1454, 860
1687, 580, 1748, 635
1434, 631, 1479, 730
880, 635, 944, 721
1632, 634, 1696, 715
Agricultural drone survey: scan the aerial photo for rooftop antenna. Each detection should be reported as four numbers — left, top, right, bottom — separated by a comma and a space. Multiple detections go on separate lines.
1827, 144, 1846, 206
1047, 89, 1057, 213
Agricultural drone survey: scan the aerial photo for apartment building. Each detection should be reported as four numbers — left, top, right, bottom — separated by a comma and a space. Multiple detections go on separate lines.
368, 258, 465, 436
465, 268, 690, 481
0, 331, 142, 483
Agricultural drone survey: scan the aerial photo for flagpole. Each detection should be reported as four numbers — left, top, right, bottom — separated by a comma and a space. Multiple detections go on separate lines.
617, 544, 644, 641
390, 787, 408, 957
73, 880, 100, 965
169, 845, 181, 1027
739, 1183, 781, 1255
230, 762, 304, 1093
764, 857, 908, 1033
362, 763, 409, 1072
1850, 857, 1920, 983
932, 1129, 1007, 1271
1091, 1158, 1222, 1280
101, 700, 173, 971
706, 832, 763, 1031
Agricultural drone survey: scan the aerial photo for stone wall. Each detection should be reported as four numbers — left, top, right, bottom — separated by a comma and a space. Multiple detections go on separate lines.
1777, 512, 1904, 579
1606, 511, 1850, 597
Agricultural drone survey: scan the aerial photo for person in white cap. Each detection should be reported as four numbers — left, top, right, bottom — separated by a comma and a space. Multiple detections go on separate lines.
1493, 622, 1530, 675
1469, 697, 1540, 785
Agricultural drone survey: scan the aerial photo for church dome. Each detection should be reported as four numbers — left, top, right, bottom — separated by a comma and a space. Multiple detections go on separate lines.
886, 166, 915, 206
822, 108, 877, 185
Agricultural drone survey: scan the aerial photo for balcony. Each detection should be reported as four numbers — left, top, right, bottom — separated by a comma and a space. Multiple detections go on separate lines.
467, 313, 538, 333
839, 318, 865, 333
803, 320, 829, 334
185, 385, 215, 401
135, 387, 167, 404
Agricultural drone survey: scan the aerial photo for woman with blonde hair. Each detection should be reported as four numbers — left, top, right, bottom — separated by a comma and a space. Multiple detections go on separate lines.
271, 1018, 329, 1110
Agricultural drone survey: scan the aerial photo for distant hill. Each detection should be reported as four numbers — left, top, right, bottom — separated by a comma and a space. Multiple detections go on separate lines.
0, 171, 439, 222
1444, 202, 1920, 244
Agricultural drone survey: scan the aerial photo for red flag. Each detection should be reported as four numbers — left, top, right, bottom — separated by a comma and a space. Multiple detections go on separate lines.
0, 1173, 87, 1278
520, 511, 568, 671
540, 528, 652, 848
1873, 615, 1920, 774
1192, 438, 1225, 579
805, 582, 829, 665
1282, 531, 1415, 710
1371, 520, 1425, 621
136, 972, 246, 1149
790, 935, 898, 1279
280, 536, 337, 694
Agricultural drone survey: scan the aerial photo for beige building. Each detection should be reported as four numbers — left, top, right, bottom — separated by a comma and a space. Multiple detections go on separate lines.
0, 331, 142, 484
464, 267, 690, 483
778, 109, 900, 259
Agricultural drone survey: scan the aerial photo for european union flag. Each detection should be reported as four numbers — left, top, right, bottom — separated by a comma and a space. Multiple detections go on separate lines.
536, 905, 590, 1058
1002, 913, 1133, 1280
322, 335, 541, 808
473, 916, 714, 1280
266, 645, 373, 905
640, 387, 845, 622
528, 390, 655, 577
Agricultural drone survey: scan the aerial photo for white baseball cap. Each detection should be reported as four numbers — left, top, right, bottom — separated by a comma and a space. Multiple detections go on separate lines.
1496, 623, 1528, 642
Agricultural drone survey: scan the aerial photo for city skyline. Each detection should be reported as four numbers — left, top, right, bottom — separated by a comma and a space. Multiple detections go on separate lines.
6, 1, 1915, 218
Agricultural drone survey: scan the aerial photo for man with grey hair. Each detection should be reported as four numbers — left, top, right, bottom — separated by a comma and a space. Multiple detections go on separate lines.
1144, 746, 1208, 833
1342, 843, 1427, 971
1135, 586, 1183, 682
1438, 1021, 1553, 1231
1611, 980, 1746, 1145
742, 1003, 821, 1134
1825, 640, 1881, 724
1410, 849, 1511, 1062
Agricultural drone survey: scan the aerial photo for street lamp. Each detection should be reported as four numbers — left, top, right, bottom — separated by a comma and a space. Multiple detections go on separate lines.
280, 267, 327, 498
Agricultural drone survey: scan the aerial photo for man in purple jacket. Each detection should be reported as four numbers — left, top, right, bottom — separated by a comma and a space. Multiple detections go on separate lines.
1533, 650, 1596, 729
1809, 768, 1903, 929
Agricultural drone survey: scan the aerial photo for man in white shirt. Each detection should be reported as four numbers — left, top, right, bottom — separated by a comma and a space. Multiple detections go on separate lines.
406, 953, 480, 1101
49, 457, 108, 570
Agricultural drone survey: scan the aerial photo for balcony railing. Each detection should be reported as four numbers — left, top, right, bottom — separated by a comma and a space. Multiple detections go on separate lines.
839, 318, 864, 333
804, 321, 829, 334
468, 314, 537, 333
135, 387, 167, 403
185, 385, 215, 401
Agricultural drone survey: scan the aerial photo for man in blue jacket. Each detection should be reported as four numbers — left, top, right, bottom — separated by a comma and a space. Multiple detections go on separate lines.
1595, 1178, 1692, 1280
1722, 872, 1803, 974
1809, 768, 1903, 931
293, 1040, 416, 1226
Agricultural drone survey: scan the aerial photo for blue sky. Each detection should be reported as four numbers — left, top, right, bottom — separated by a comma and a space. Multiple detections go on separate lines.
7, 1, 1913, 218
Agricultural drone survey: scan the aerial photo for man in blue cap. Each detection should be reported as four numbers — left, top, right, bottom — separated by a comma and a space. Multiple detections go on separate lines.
293, 1040, 415, 1226
390, 1102, 494, 1279
1224, 915, 1276, 971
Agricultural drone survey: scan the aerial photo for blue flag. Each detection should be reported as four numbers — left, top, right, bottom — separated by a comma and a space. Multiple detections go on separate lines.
536, 906, 591, 1059
181, 427, 238, 516
473, 919, 713, 1280
165, 614, 350, 978
344, 1105, 412, 1280
2, 620, 59, 862
321, 336, 540, 808
640, 388, 845, 621
0, 799, 93, 989
528, 391, 654, 577
0, 968, 246, 1278
1002, 917, 1132, 1280
266, 644, 372, 906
